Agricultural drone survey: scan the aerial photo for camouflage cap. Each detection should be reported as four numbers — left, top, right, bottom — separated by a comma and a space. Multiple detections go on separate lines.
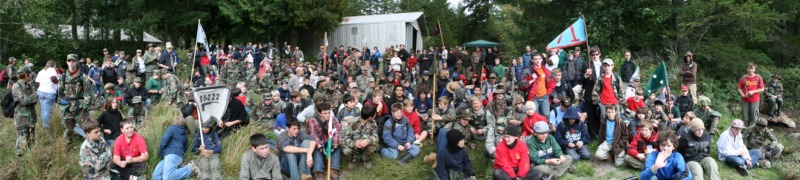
458, 109, 473, 121
263, 93, 272, 100
16, 66, 31, 75
67, 54, 79, 60
203, 116, 218, 128
8, 57, 16, 62
153, 70, 162, 75
757, 118, 768, 126
132, 96, 143, 104
134, 77, 143, 83
697, 96, 711, 106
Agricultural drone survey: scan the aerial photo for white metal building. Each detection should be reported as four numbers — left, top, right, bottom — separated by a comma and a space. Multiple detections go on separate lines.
304, 12, 426, 58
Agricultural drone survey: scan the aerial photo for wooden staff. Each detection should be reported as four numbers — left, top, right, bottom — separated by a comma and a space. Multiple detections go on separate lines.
431, 19, 445, 137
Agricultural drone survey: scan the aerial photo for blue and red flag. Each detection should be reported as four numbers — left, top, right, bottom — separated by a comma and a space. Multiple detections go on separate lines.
546, 17, 588, 50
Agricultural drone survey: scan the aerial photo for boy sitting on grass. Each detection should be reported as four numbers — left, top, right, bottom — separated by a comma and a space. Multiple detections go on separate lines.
79, 120, 113, 180
192, 117, 223, 179
240, 133, 282, 180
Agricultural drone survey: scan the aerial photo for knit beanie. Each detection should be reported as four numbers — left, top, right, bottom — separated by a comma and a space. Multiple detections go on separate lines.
446, 129, 465, 153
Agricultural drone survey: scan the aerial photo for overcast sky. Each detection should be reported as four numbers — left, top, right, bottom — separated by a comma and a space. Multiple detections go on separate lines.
447, 0, 462, 9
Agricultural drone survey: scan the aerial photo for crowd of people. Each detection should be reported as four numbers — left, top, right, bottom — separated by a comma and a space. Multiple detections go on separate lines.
1, 40, 789, 180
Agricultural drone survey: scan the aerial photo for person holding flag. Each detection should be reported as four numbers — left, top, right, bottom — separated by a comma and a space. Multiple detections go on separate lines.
308, 102, 342, 180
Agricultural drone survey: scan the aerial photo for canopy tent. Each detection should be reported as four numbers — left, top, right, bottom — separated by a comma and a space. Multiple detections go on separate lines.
462, 40, 500, 48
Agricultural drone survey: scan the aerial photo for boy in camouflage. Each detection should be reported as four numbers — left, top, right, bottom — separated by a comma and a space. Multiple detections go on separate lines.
161, 70, 182, 106
343, 105, 380, 170
12, 66, 37, 156
252, 93, 281, 129
59, 54, 95, 143
128, 96, 147, 125
743, 119, 784, 168
79, 120, 113, 180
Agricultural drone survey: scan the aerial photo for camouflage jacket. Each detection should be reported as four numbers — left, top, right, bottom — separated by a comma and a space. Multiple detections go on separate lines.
254, 76, 275, 95
694, 107, 721, 122
444, 121, 474, 141
355, 75, 372, 92
323, 89, 343, 111
220, 61, 246, 86
124, 59, 139, 74
12, 80, 37, 127
743, 127, 778, 148
162, 74, 181, 104
343, 119, 379, 148
252, 102, 281, 129
6, 66, 16, 86
58, 71, 94, 112
144, 52, 159, 72
433, 107, 457, 128
79, 138, 112, 180
766, 81, 783, 98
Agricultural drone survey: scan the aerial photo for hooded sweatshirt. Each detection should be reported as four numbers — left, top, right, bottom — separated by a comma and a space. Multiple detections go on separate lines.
157, 125, 188, 158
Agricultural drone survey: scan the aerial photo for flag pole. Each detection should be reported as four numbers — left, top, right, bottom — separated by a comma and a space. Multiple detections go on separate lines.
431, 19, 444, 138
582, 16, 591, 61
192, 19, 204, 147
327, 108, 334, 180
323, 32, 328, 72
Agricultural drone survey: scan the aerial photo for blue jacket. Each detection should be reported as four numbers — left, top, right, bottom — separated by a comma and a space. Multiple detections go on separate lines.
435, 147, 474, 180
382, 117, 415, 148
640, 152, 692, 180
192, 129, 222, 154
554, 120, 590, 148
157, 125, 189, 158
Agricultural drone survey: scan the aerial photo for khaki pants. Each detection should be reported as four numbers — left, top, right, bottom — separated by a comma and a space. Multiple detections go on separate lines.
686, 83, 697, 103
533, 156, 574, 177
595, 142, 626, 166
686, 157, 720, 180
624, 154, 645, 169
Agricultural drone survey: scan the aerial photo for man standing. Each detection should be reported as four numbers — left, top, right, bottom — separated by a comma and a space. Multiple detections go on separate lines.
35, 60, 58, 128
6, 57, 17, 88
737, 62, 765, 126
221, 52, 246, 87
144, 44, 159, 79
125, 50, 142, 87
681, 51, 698, 103
618, 50, 639, 91
158, 44, 180, 73
12, 66, 37, 156
59, 54, 94, 143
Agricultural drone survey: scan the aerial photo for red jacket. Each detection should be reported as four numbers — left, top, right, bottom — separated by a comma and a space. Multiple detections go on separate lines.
626, 131, 659, 157
407, 56, 417, 71
403, 110, 421, 135
521, 113, 548, 137
520, 66, 554, 100
493, 139, 531, 179
364, 100, 388, 117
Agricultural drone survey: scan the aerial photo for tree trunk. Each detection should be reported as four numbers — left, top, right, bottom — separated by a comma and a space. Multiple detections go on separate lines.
82, 0, 91, 42
71, 0, 78, 40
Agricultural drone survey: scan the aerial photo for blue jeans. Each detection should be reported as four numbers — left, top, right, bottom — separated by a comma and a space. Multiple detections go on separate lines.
381, 144, 420, 159
313, 147, 341, 172
534, 95, 550, 116
37, 91, 56, 128
152, 154, 192, 180
105, 139, 116, 147
724, 149, 761, 169
564, 145, 591, 160
281, 140, 311, 180
74, 123, 87, 138
436, 128, 449, 153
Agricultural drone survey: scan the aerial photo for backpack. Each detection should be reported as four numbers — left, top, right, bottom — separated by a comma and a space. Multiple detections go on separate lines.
0, 69, 8, 85
1, 90, 16, 118
377, 115, 409, 146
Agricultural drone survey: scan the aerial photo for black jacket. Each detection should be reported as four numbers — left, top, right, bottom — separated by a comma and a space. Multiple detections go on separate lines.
675, 95, 694, 116
678, 131, 712, 162
124, 86, 149, 105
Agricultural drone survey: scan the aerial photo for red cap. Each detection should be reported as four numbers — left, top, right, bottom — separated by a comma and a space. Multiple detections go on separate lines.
681, 85, 689, 91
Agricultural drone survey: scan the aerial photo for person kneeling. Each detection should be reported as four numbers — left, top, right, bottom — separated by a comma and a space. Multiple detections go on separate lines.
529, 122, 574, 179
625, 121, 659, 169
381, 103, 420, 164
639, 130, 692, 180
492, 125, 543, 180
240, 133, 282, 180
433, 129, 476, 180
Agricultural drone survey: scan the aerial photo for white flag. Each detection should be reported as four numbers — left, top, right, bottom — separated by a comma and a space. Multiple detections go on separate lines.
192, 85, 230, 125
196, 20, 210, 53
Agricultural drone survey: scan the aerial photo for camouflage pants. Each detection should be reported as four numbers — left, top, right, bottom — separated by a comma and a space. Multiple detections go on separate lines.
15, 125, 34, 155
759, 143, 784, 161
344, 145, 377, 162
196, 154, 222, 180
63, 109, 89, 142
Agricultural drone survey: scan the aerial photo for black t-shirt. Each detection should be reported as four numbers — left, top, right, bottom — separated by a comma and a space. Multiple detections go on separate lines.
97, 110, 123, 140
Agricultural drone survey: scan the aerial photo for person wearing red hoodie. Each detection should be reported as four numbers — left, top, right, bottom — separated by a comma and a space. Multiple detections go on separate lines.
625, 121, 659, 169
493, 125, 543, 180
521, 102, 547, 137
402, 99, 428, 146
364, 90, 389, 117
519, 54, 554, 117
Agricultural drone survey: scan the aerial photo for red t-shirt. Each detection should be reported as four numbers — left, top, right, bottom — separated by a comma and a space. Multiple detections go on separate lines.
403, 110, 422, 135
114, 132, 148, 161
626, 97, 646, 111
738, 75, 764, 103
408, 56, 417, 70
600, 75, 619, 105
236, 95, 248, 108
200, 56, 210, 66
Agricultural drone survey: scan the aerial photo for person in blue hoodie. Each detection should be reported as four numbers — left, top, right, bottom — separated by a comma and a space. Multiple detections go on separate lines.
433, 129, 476, 180
640, 130, 692, 180
153, 116, 195, 180
382, 103, 420, 164
555, 107, 591, 160
191, 117, 222, 180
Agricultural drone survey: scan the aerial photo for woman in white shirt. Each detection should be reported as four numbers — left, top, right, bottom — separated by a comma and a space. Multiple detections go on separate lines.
35, 60, 59, 128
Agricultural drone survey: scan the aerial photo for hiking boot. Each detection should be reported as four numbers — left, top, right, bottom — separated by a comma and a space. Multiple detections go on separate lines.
759, 160, 771, 169
567, 165, 576, 173
363, 161, 373, 170
314, 172, 324, 180
187, 161, 201, 177
397, 153, 414, 164
736, 165, 749, 176
332, 169, 340, 180
301, 174, 313, 180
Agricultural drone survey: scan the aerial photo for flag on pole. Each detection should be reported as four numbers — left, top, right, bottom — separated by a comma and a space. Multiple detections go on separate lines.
196, 20, 210, 53
326, 109, 336, 156
645, 62, 669, 97
546, 17, 588, 50
324, 32, 329, 47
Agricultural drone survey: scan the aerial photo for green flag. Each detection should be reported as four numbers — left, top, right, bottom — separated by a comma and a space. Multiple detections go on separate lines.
645, 62, 669, 97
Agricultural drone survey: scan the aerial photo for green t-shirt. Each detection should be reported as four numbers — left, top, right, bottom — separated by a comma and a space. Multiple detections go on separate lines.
146, 78, 162, 102
493, 65, 506, 79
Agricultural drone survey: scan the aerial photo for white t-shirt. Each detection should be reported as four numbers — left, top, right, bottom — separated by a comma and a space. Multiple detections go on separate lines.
35, 67, 59, 94
547, 55, 559, 71
136, 57, 146, 73
390, 57, 402, 71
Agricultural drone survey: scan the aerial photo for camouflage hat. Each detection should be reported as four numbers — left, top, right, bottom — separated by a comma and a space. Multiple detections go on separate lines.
153, 70, 162, 75
496, 116, 508, 131
203, 116, 218, 128
67, 54, 79, 61
697, 96, 711, 106
134, 77, 143, 83
457, 109, 473, 121
16, 66, 31, 75
8, 57, 16, 62
132, 96, 143, 104
312, 92, 325, 103
757, 118, 768, 126
262, 93, 272, 100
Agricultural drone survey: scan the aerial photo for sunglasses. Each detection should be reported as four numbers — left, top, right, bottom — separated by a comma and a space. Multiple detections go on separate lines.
591, 54, 600, 56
